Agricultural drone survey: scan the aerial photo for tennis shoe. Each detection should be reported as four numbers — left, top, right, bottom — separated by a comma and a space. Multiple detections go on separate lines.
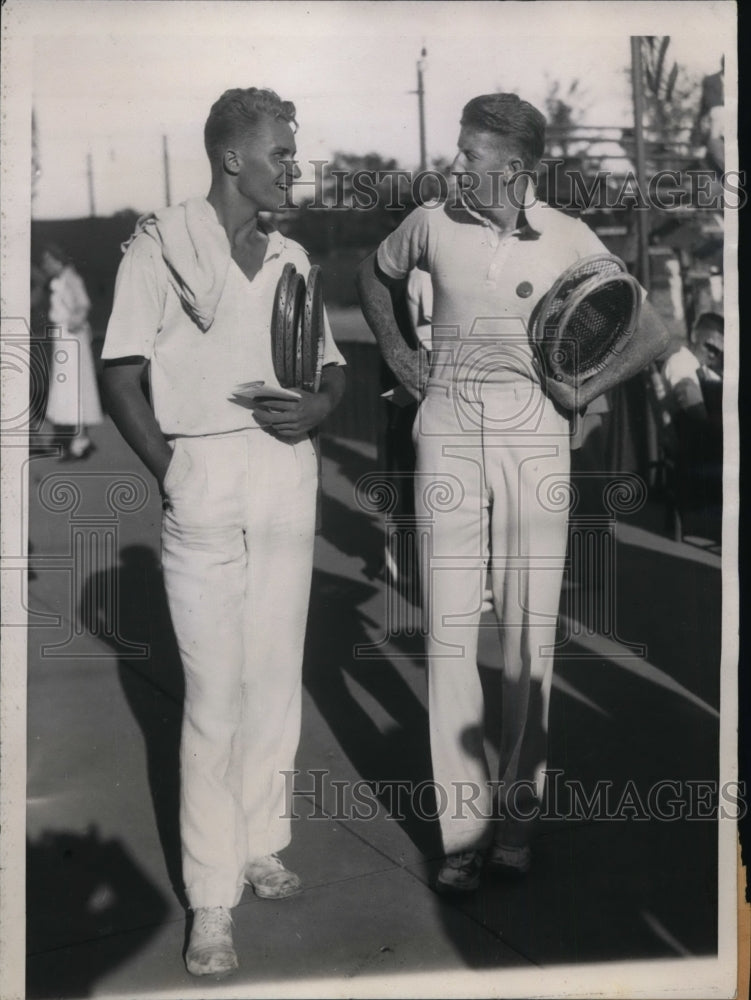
245, 854, 302, 899
185, 906, 238, 977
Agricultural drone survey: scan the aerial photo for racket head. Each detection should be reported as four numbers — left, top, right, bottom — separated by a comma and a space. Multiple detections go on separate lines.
534, 254, 627, 333
275, 269, 304, 388
301, 265, 325, 392
287, 272, 306, 387
552, 273, 641, 380
531, 254, 641, 382
272, 263, 297, 387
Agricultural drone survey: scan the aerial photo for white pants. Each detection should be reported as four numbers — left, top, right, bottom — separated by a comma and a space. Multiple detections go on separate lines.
414, 380, 571, 854
160, 428, 318, 908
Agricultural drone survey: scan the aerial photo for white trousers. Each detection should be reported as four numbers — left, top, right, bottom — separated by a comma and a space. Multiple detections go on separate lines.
160, 428, 318, 908
414, 381, 571, 854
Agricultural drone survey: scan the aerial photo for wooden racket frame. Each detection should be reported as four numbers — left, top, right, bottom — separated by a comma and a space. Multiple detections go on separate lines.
271, 263, 325, 391
532, 254, 642, 383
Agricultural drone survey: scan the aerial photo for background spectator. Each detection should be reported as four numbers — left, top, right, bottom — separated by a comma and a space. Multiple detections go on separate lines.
40, 243, 103, 460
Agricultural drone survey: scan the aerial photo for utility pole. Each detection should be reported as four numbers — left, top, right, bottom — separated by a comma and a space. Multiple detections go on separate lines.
631, 36, 661, 488
162, 134, 172, 207
414, 47, 428, 171
86, 151, 96, 217
630, 36, 650, 291
31, 108, 41, 202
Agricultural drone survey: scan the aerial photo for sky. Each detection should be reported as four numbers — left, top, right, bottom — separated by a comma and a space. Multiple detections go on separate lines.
25, 1, 732, 219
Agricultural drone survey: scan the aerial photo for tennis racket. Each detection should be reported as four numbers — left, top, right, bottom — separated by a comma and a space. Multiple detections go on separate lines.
272, 263, 297, 388
270, 263, 326, 534
531, 254, 642, 383
301, 265, 325, 392
271, 263, 325, 391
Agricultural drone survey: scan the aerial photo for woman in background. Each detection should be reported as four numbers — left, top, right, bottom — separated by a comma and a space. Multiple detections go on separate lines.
41, 243, 102, 459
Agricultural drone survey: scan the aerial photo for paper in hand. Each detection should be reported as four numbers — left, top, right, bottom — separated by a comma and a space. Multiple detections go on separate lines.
231, 381, 302, 404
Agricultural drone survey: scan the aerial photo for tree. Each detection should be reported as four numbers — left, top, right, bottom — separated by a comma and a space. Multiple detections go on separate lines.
537, 78, 598, 212
296, 150, 401, 211
543, 78, 588, 161
273, 150, 409, 260
628, 37, 701, 171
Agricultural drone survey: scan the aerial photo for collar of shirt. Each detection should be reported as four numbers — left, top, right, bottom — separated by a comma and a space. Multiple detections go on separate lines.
456, 182, 546, 243
206, 205, 288, 264
180, 200, 291, 266
261, 226, 288, 262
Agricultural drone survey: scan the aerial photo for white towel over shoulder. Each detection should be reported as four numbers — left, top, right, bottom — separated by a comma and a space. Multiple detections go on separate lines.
122, 198, 231, 332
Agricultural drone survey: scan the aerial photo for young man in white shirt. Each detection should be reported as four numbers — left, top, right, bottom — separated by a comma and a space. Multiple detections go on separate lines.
102, 87, 345, 975
357, 93, 669, 893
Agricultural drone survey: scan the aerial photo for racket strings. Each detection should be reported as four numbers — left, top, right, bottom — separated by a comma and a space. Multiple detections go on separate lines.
541, 259, 625, 333
532, 254, 640, 382
555, 281, 636, 377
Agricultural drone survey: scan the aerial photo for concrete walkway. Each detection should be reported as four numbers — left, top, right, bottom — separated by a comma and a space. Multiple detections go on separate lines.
24, 404, 732, 998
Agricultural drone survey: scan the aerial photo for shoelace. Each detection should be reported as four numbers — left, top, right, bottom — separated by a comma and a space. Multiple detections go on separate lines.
248, 853, 285, 871
194, 907, 232, 938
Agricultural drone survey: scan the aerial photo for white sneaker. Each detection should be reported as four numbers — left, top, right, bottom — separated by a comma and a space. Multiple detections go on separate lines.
245, 854, 302, 899
185, 906, 238, 976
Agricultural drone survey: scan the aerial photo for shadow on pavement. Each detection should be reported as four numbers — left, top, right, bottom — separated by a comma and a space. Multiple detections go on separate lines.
608, 531, 721, 708
303, 568, 441, 858
431, 665, 719, 968
26, 826, 170, 998
319, 435, 423, 603
429, 524, 720, 969
320, 435, 377, 489
320, 491, 385, 580
78, 544, 186, 909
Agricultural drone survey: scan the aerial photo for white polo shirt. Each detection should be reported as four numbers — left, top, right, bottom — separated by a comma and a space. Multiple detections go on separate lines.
103, 219, 345, 437
377, 197, 609, 386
